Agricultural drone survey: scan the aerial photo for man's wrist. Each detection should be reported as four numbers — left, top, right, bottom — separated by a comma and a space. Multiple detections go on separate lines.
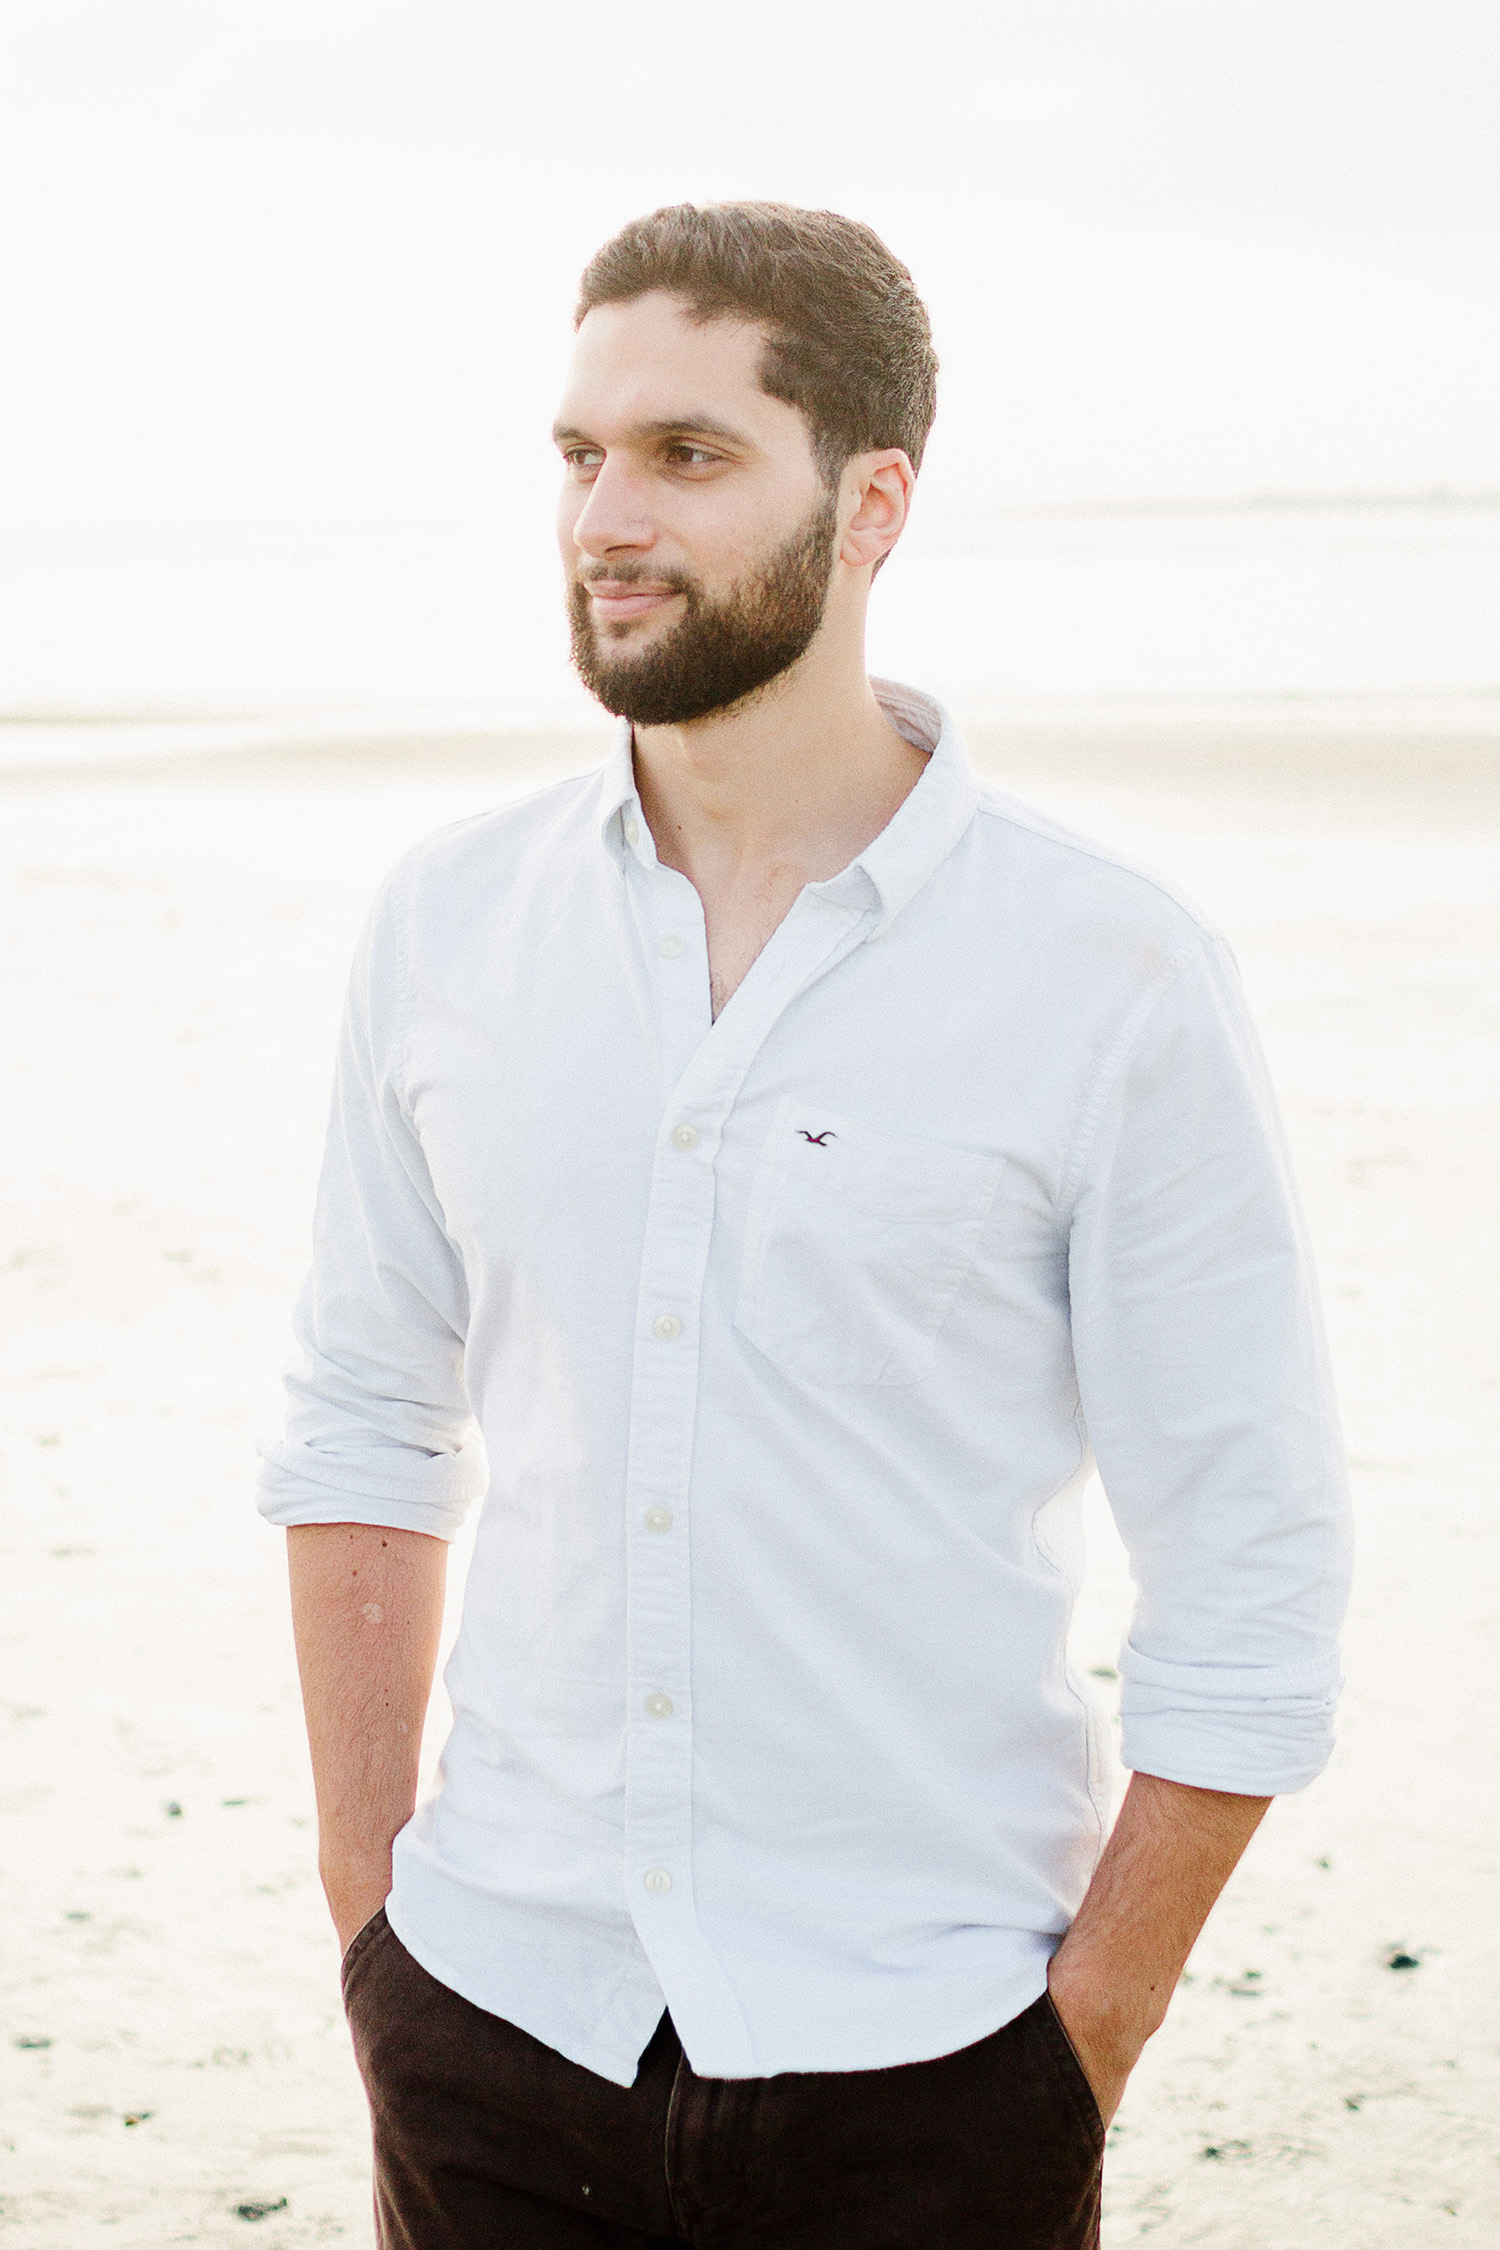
1047, 1944, 1167, 2050
1046, 1953, 1156, 2125
319, 1843, 396, 1951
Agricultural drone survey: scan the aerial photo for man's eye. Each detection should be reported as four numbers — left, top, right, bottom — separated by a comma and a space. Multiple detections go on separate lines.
565, 447, 604, 472
667, 444, 718, 467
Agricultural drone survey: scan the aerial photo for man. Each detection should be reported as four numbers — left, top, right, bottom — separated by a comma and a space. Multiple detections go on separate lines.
260, 203, 1352, 2248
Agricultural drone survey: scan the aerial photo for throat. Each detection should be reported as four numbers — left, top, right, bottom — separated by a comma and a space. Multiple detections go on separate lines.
704, 878, 805, 1016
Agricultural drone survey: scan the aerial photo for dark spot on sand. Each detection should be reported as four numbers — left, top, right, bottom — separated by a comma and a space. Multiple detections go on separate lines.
1386, 1949, 1420, 1971
234, 2199, 288, 2222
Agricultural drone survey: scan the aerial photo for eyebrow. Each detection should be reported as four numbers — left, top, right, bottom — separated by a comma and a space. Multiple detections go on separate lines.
551, 414, 752, 450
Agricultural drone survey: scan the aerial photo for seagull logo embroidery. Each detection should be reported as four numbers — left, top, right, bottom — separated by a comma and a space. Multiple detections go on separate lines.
798, 1130, 836, 1146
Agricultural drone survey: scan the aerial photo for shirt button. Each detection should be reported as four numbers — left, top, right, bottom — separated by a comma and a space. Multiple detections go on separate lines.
671, 1123, 699, 1151
644, 1507, 673, 1532
645, 1692, 674, 1719
653, 1313, 682, 1341
624, 817, 640, 847
644, 1868, 672, 1895
659, 934, 685, 959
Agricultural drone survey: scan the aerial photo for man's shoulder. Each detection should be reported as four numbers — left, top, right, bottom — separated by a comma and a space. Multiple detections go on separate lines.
969, 782, 1220, 963
379, 762, 609, 921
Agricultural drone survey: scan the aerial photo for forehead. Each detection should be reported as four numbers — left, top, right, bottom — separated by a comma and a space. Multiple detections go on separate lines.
558, 291, 805, 449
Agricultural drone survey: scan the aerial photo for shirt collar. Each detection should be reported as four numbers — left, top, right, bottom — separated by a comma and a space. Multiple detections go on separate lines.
597, 679, 980, 934
813, 681, 980, 934
598, 721, 646, 865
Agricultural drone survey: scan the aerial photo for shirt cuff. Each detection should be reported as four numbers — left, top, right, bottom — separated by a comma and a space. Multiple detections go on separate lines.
255, 1433, 485, 1543
1118, 1645, 1342, 1796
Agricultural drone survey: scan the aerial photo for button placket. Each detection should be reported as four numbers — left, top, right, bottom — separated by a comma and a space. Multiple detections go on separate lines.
622, 1082, 714, 1919
621, 889, 879, 1982
632, 856, 712, 1087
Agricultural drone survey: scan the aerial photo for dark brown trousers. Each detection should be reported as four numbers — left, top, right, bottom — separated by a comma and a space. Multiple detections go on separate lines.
343, 1910, 1103, 2249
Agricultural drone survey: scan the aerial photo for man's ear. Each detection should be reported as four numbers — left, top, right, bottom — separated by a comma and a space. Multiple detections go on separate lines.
839, 450, 915, 572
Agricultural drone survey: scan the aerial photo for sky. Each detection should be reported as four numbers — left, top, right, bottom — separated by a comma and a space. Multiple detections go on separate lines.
2, 1, 1497, 718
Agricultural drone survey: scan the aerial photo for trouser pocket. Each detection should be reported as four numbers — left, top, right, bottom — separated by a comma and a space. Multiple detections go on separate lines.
340, 1903, 391, 1999
1039, 1990, 1107, 2148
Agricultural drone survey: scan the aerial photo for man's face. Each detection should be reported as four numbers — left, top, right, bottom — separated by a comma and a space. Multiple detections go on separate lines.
554, 292, 840, 726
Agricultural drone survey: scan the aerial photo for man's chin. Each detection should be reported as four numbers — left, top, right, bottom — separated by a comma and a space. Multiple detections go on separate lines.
586, 665, 799, 731
598, 617, 667, 647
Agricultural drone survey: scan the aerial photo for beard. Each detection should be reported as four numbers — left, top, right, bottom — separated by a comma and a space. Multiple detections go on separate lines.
567, 494, 840, 727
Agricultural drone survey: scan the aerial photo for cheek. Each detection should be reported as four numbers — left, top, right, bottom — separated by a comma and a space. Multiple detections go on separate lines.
681, 494, 792, 590
725, 461, 827, 551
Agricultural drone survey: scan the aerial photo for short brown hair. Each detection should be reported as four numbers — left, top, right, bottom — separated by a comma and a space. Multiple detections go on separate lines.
575, 202, 938, 484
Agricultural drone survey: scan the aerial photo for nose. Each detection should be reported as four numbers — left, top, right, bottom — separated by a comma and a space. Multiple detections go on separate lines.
570, 456, 656, 564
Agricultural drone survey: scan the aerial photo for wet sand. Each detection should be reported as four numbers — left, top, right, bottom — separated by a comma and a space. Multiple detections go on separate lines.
2, 717, 1497, 2246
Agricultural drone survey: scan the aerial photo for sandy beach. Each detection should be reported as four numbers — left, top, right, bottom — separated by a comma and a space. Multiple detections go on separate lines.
2, 716, 1498, 2247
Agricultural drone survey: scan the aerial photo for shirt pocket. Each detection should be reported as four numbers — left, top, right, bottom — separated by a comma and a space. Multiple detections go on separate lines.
734, 1098, 1005, 1388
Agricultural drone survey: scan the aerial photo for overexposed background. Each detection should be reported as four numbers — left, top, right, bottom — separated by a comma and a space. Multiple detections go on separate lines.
1, 0, 1498, 732
2, 7, 1498, 2249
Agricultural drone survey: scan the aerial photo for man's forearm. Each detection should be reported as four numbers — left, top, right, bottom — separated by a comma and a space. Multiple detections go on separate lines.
1048, 1771, 1271, 2122
286, 1522, 448, 1953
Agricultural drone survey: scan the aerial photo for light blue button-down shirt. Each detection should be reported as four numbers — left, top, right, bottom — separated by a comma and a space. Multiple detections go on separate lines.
259, 682, 1352, 2086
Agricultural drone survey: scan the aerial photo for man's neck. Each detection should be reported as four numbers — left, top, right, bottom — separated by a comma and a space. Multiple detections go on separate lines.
633, 657, 926, 893
631, 641, 928, 1017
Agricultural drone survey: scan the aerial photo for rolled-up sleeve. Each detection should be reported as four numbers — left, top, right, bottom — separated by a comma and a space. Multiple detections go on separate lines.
1066, 932, 1353, 1795
257, 867, 486, 1540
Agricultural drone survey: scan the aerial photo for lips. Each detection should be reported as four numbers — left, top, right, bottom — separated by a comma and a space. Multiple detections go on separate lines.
585, 584, 679, 622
